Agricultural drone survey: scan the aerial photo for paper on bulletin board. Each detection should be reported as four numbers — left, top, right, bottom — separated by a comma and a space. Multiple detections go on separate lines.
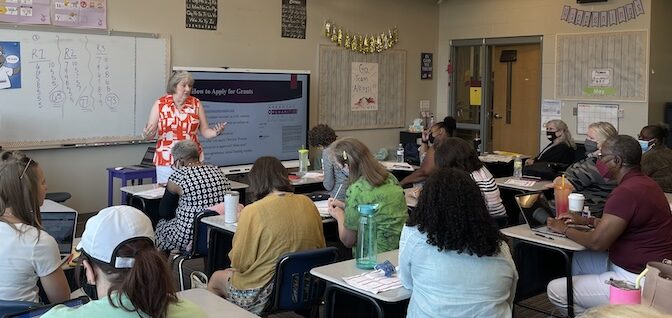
541, 99, 561, 130
351, 62, 379, 111
469, 87, 482, 106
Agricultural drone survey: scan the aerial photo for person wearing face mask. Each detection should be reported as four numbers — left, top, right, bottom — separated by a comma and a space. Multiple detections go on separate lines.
525, 119, 577, 168
639, 124, 672, 193
400, 116, 456, 187
41, 205, 206, 318
545, 135, 672, 316
550, 122, 618, 216
143, 71, 227, 184
327, 138, 408, 254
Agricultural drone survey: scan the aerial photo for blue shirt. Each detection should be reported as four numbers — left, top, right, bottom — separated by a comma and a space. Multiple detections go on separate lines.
398, 226, 518, 318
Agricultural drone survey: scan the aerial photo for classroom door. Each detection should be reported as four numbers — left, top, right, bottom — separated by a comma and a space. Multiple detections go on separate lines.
491, 44, 541, 156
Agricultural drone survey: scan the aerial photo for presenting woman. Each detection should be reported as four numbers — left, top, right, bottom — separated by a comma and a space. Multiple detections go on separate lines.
155, 140, 231, 252
143, 71, 227, 184
207, 157, 325, 315
327, 138, 407, 253
399, 168, 518, 317
0, 151, 70, 304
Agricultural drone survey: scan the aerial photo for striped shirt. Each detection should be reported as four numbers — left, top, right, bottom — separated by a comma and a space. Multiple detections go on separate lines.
471, 167, 507, 218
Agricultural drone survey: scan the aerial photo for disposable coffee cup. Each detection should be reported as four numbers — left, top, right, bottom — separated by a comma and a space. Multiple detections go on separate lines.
224, 191, 239, 224
568, 193, 585, 213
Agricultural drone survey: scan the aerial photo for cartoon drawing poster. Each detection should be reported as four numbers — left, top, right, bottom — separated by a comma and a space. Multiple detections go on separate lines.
0, 41, 21, 89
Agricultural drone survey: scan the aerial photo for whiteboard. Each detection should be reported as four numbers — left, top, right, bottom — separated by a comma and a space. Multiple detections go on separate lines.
0, 27, 168, 149
576, 103, 619, 135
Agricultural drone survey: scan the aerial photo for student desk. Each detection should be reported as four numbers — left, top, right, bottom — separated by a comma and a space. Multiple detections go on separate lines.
495, 177, 552, 192
310, 249, 410, 318
107, 166, 156, 206
177, 288, 257, 318
501, 224, 586, 318
495, 177, 552, 225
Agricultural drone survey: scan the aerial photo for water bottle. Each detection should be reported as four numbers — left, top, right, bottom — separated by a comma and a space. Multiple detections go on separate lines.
513, 155, 523, 179
356, 204, 378, 269
298, 148, 309, 176
396, 143, 405, 163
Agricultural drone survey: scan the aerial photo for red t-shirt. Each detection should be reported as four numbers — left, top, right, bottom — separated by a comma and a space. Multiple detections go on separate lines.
604, 169, 672, 273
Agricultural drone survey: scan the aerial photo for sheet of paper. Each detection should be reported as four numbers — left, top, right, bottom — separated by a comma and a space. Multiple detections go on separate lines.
313, 200, 331, 217
343, 269, 403, 294
134, 187, 165, 199
541, 99, 562, 131
380, 161, 414, 171
504, 178, 536, 187
302, 171, 324, 179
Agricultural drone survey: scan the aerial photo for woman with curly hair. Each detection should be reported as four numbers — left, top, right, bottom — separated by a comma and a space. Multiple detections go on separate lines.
399, 168, 518, 317
308, 124, 348, 200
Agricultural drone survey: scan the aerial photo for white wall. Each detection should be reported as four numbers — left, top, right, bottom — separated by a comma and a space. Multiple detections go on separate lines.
23, 0, 439, 214
437, 0, 653, 152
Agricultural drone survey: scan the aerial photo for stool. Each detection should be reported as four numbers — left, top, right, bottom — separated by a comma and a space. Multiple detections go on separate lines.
107, 167, 156, 206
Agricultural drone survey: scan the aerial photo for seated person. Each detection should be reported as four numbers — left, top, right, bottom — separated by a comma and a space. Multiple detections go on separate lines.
155, 140, 231, 252
42, 206, 206, 317
399, 168, 518, 317
400, 116, 456, 186
308, 124, 348, 200
554, 122, 618, 215
434, 137, 507, 225
0, 151, 70, 304
208, 156, 326, 315
327, 138, 408, 253
546, 135, 672, 315
525, 119, 576, 176
639, 124, 672, 193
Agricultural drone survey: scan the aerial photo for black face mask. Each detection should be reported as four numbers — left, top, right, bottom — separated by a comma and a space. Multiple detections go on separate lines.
428, 134, 436, 144
78, 260, 99, 300
584, 139, 598, 154
546, 131, 558, 142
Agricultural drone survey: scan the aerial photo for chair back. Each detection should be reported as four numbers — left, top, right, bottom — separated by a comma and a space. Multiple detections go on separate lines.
188, 209, 218, 257
0, 300, 39, 317
268, 247, 339, 312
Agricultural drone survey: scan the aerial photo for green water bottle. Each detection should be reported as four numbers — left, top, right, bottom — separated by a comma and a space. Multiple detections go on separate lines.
356, 204, 379, 269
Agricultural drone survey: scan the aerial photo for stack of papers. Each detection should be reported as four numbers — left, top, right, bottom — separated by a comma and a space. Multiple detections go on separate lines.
380, 161, 414, 171
134, 187, 165, 199
313, 200, 331, 218
479, 154, 515, 163
504, 178, 537, 187
302, 171, 324, 179
343, 269, 403, 294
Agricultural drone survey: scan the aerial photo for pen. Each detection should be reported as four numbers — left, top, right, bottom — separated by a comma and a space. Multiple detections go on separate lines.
334, 184, 343, 200
534, 233, 554, 240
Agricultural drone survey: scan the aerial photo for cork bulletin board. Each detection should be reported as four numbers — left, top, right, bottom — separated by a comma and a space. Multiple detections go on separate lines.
318, 45, 406, 130
555, 30, 647, 101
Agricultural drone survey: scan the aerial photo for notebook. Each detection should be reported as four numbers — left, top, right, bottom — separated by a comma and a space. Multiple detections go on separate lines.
5, 296, 89, 317
125, 146, 156, 169
514, 192, 566, 237
40, 211, 78, 262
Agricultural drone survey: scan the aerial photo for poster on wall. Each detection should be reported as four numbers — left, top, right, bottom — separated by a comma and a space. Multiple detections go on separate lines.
351, 62, 378, 111
52, 0, 107, 29
421, 52, 432, 80
281, 0, 306, 39
0, 0, 50, 24
186, 0, 217, 30
0, 41, 21, 89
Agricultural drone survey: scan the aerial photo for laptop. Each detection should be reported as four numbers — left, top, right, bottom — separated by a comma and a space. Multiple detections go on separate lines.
40, 211, 78, 263
5, 296, 89, 317
515, 192, 567, 238
125, 146, 156, 170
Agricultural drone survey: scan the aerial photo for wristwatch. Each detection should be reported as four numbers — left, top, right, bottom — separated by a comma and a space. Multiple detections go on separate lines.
588, 216, 597, 227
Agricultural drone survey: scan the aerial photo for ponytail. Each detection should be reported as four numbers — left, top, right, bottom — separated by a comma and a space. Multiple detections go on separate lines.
93, 240, 178, 318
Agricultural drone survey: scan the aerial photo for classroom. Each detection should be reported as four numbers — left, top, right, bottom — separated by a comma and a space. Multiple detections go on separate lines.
1, 0, 672, 317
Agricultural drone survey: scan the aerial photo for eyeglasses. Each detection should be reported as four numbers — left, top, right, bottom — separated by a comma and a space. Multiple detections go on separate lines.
596, 152, 615, 161
20, 158, 33, 180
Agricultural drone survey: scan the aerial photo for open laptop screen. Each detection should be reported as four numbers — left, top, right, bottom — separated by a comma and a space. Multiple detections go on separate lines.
40, 212, 77, 255
515, 192, 556, 229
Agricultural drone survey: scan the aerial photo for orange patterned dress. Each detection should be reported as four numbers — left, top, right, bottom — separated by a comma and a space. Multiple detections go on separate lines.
154, 94, 203, 167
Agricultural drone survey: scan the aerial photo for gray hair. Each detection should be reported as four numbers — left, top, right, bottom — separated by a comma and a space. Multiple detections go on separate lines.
171, 140, 199, 162
602, 135, 641, 167
166, 71, 194, 94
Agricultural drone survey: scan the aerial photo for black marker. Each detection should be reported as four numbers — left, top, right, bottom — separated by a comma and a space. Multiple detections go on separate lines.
534, 233, 554, 240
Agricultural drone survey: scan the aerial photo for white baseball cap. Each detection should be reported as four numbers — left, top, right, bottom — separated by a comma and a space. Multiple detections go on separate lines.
77, 205, 155, 269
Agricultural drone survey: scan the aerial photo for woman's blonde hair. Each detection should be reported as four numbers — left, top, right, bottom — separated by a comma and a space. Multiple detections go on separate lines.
579, 305, 671, 318
166, 71, 194, 94
0, 151, 43, 232
328, 138, 389, 187
546, 119, 576, 149
588, 122, 618, 147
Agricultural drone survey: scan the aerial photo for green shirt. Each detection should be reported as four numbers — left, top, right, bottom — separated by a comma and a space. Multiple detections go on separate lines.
41, 293, 206, 318
344, 174, 408, 253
